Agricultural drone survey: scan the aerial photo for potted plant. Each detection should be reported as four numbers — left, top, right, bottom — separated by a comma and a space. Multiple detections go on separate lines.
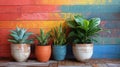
66, 15, 102, 62
51, 24, 67, 61
8, 27, 33, 62
35, 29, 51, 62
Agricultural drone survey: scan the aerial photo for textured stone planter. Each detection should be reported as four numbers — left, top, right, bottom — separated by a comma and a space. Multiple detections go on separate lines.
11, 44, 30, 62
73, 44, 93, 62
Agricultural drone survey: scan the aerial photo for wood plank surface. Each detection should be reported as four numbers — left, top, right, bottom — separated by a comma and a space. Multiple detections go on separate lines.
0, 59, 120, 67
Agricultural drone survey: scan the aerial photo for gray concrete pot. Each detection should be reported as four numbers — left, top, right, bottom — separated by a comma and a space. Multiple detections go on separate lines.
11, 44, 31, 62
73, 44, 93, 62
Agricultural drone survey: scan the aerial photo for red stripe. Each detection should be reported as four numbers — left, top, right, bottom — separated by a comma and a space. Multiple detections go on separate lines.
0, 5, 60, 13
0, 13, 63, 21
0, 0, 33, 5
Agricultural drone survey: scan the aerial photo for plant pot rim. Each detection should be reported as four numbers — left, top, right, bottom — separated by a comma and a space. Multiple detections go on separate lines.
36, 45, 51, 47
73, 43, 93, 47
53, 45, 67, 46
36, 44, 51, 46
12, 43, 30, 45
73, 43, 93, 45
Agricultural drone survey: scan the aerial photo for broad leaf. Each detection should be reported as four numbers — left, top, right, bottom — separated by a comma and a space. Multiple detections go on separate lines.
74, 15, 84, 26
83, 20, 89, 31
89, 18, 101, 28
66, 19, 77, 28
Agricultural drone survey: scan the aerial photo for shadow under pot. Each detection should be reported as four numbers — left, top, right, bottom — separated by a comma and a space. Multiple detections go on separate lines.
52, 45, 66, 61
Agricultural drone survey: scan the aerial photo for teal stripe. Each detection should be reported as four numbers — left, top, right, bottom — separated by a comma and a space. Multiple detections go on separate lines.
60, 5, 120, 13
107, 0, 120, 5
94, 37, 120, 44
73, 13, 120, 20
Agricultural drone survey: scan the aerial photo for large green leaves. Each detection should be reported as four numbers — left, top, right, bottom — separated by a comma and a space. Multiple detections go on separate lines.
77, 20, 89, 31
67, 15, 90, 31
66, 15, 102, 44
88, 27, 102, 36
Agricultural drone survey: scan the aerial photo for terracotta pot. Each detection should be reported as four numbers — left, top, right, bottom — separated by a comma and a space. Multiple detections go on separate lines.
11, 44, 30, 62
35, 45, 51, 62
73, 44, 93, 62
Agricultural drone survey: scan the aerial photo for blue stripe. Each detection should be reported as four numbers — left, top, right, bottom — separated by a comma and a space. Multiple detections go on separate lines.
82, 13, 120, 21
60, 5, 120, 13
92, 44, 120, 58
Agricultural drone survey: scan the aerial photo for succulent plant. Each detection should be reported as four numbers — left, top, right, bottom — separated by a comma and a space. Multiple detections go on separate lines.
8, 27, 34, 44
66, 15, 102, 44
36, 29, 51, 46
51, 24, 66, 45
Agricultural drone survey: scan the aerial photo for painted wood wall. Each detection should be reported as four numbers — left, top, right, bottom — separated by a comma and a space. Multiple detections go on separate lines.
0, 0, 120, 58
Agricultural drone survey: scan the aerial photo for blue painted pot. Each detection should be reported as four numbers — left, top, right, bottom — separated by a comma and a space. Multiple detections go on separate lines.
53, 45, 67, 61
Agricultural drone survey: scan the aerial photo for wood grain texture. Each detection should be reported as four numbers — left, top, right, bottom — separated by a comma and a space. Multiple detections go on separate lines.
0, 59, 120, 67
0, 5, 60, 13
0, 13, 120, 21
0, 21, 64, 28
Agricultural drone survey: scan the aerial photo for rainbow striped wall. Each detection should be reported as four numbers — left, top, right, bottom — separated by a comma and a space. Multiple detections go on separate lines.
0, 0, 120, 58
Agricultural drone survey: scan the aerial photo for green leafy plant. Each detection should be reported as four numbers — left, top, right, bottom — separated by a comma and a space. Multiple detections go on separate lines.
51, 24, 66, 45
36, 29, 51, 46
66, 15, 102, 44
8, 27, 34, 44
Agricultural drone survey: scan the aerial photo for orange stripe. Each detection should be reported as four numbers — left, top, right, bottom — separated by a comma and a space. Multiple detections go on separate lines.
0, 21, 64, 29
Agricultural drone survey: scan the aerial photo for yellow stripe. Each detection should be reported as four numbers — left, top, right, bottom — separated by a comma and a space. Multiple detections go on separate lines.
35, 0, 111, 5
0, 21, 64, 29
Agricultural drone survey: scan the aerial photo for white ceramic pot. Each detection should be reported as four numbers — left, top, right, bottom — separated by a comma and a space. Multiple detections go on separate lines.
11, 44, 31, 62
73, 44, 93, 62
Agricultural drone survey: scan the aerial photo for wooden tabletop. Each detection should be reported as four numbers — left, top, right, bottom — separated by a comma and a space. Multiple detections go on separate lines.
0, 59, 120, 67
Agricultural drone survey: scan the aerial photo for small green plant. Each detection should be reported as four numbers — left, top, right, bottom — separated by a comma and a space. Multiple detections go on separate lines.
36, 29, 51, 46
66, 15, 102, 44
51, 24, 66, 45
8, 27, 34, 44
